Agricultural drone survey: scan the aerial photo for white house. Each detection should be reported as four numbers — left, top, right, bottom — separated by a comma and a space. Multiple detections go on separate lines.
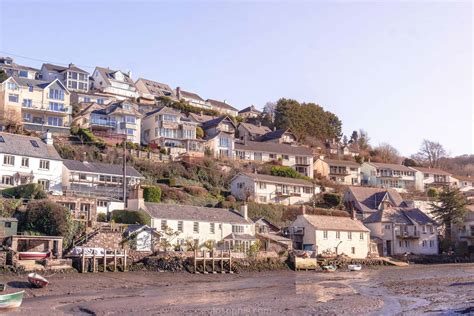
234, 141, 314, 178
90, 67, 139, 99
411, 167, 458, 191
314, 158, 361, 185
123, 224, 159, 252
176, 87, 212, 110
206, 99, 239, 117
289, 212, 370, 258
452, 205, 474, 247
0, 132, 63, 194
360, 162, 418, 192
238, 105, 261, 119
0, 56, 39, 80
201, 116, 236, 159
62, 159, 143, 203
135, 78, 177, 101
231, 172, 317, 205
455, 176, 474, 192
89, 100, 142, 144
258, 128, 297, 144
40, 63, 89, 92
364, 207, 439, 256
128, 201, 256, 252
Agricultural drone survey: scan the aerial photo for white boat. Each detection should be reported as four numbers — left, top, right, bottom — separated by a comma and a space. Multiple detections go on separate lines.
348, 264, 362, 271
0, 291, 24, 309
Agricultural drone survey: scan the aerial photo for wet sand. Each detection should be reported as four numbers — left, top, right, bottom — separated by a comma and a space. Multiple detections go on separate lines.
3, 263, 473, 315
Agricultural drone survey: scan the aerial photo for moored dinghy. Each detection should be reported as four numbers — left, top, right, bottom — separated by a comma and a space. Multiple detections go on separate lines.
28, 273, 49, 288
321, 264, 337, 272
0, 291, 24, 309
348, 264, 362, 271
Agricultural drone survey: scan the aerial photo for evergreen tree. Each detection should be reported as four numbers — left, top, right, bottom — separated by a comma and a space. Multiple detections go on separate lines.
429, 187, 468, 239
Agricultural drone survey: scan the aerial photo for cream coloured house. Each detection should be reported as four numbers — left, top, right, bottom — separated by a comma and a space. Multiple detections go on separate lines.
289, 212, 370, 258
40, 63, 89, 92
314, 158, 361, 185
176, 87, 212, 110
360, 162, 419, 192
201, 116, 236, 159
411, 167, 458, 191
452, 205, 474, 247
127, 201, 256, 251
364, 207, 439, 256
230, 173, 317, 205
90, 67, 139, 99
0, 76, 71, 134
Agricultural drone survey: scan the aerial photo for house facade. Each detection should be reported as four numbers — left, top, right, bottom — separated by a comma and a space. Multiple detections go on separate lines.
62, 159, 143, 201
364, 207, 439, 256
360, 162, 418, 192
237, 122, 271, 141
176, 87, 212, 110
314, 158, 361, 185
0, 57, 39, 80
289, 212, 370, 258
0, 77, 71, 134
135, 78, 177, 101
258, 128, 297, 144
70, 91, 115, 106
90, 67, 139, 99
202, 116, 236, 159
40, 63, 89, 92
206, 99, 238, 117
127, 201, 256, 252
238, 105, 261, 119
456, 176, 474, 192
89, 100, 142, 144
0, 132, 62, 194
231, 172, 316, 205
234, 141, 314, 178
141, 106, 203, 156
411, 167, 458, 191
452, 205, 474, 247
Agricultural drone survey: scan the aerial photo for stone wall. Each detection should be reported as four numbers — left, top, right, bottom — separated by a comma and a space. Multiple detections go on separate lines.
82, 231, 124, 250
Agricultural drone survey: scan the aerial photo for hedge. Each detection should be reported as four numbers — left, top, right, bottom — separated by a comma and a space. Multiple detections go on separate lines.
143, 186, 162, 202
111, 210, 151, 225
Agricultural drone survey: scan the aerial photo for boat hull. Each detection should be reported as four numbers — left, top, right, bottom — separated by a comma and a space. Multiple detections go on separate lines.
18, 252, 50, 260
0, 291, 24, 309
28, 273, 49, 288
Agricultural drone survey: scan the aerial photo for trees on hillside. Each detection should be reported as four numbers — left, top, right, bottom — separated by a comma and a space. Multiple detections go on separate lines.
412, 139, 448, 168
273, 98, 342, 142
372, 143, 400, 163
429, 187, 467, 240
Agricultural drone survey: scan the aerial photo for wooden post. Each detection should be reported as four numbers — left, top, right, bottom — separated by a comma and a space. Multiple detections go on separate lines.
113, 250, 117, 272
123, 250, 127, 272
92, 253, 96, 273
202, 250, 208, 274
194, 249, 199, 274
211, 250, 216, 274
229, 250, 233, 274
103, 251, 107, 272
221, 249, 224, 274
81, 251, 86, 273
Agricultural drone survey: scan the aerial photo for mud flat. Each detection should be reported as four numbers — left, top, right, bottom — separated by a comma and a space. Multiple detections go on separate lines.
2, 263, 472, 315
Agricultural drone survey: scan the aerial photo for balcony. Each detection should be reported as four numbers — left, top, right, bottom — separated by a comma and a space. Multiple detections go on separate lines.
395, 230, 420, 239
22, 104, 70, 116
458, 231, 474, 239
90, 118, 117, 129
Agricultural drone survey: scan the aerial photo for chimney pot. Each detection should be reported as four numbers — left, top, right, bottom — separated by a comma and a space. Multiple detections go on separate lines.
240, 204, 248, 220
41, 131, 53, 145
300, 205, 306, 215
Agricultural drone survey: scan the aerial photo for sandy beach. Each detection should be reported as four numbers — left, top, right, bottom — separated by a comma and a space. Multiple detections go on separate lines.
1, 263, 472, 315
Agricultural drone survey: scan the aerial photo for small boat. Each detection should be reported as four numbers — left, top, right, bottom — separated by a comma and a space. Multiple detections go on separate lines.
28, 273, 49, 288
321, 264, 337, 272
0, 284, 6, 292
348, 264, 362, 271
0, 291, 24, 309
19, 251, 50, 260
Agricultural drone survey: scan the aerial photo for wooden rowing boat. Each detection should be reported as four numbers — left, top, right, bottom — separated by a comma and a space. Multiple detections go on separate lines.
18, 251, 50, 260
28, 273, 49, 288
0, 291, 24, 309
348, 264, 362, 271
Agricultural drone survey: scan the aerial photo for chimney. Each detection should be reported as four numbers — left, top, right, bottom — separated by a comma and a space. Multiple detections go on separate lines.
69, 63, 75, 68
176, 87, 181, 100
351, 208, 356, 220
41, 131, 53, 145
300, 205, 306, 215
240, 204, 248, 220
224, 99, 227, 104
127, 70, 132, 78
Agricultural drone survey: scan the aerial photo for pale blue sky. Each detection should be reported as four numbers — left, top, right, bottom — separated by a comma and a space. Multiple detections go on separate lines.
0, 1, 472, 156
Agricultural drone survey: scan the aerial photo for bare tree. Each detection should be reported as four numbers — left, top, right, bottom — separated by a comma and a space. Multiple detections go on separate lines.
373, 143, 400, 163
413, 139, 447, 168
262, 101, 277, 123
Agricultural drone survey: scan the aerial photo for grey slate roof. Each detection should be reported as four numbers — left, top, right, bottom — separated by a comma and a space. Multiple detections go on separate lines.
63, 159, 143, 178
95, 67, 135, 86
238, 105, 261, 114
143, 203, 252, 224
11, 76, 55, 89
206, 99, 238, 112
201, 116, 235, 131
238, 172, 314, 186
364, 207, 437, 225
223, 233, 257, 240
238, 122, 271, 136
136, 78, 176, 98
235, 140, 313, 156
187, 113, 216, 124
302, 214, 370, 232
258, 129, 292, 142
368, 162, 413, 172
346, 186, 406, 214
322, 159, 360, 168
0, 132, 61, 160
43, 63, 88, 74
91, 100, 141, 117
180, 90, 204, 101
411, 167, 451, 176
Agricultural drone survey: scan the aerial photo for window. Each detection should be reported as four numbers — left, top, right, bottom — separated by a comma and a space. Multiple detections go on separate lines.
22, 99, 32, 107
336, 231, 340, 239
384, 224, 391, 230
7, 82, 18, 90
49, 102, 65, 112
3, 155, 14, 166
47, 117, 63, 126
351, 247, 355, 254
323, 230, 328, 239
258, 182, 266, 190
97, 98, 104, 105
282, 155, 289, 160
399, 241, 402, 247
258, 196, 267, 203
429, 225, 434, 234
232, 225, 244, 233
303, 187, 313, 194
347, 232, 352, 240
219, 137, 229, 148
422, 225, 426, 233
1, 176, 13, 185
360, 232, 364, 240
422, 240, 427, 247
49, 88, 64, 100
4, 222, 11, 228
97, 200, 108, 207
28, 84, 33, 92
237, 182, 244, 189
23, 113, 32, 122
126, 129, 134, 135
269, 153, 276, 159
125, 116, 136, 124
404, 240, 409, 247
21, 157, 29, 167
162, 114, 177, 122
161, 220, 167, 230
177, 221, 183, 232
79, 173, 87, 180
0, 136, 4, 143
210, 223, 215, 234
83, 97, 91, 103
193, 222, 199, 233
30, 140, 39, 148
429, 240, 434, 247
38, 179, 50, 191
39, 160, 50, 170
8, 94, 19, 103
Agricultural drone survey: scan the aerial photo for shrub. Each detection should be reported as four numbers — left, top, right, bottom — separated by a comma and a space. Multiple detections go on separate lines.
143, 186, 162, 202
111, 210, 151, 225
159, 185, 189, 203
183, 186, 207, 196
226, 195, 236, 203
1, 183, 47, 200
427, 187, 439, 198
270, 166, 309, 180
97, 213, 108, 222
196, 126, 204, 139
322, 193, 341, 208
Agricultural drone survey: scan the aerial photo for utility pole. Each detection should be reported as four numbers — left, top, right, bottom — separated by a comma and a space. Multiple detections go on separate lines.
122, 137, 127, 207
